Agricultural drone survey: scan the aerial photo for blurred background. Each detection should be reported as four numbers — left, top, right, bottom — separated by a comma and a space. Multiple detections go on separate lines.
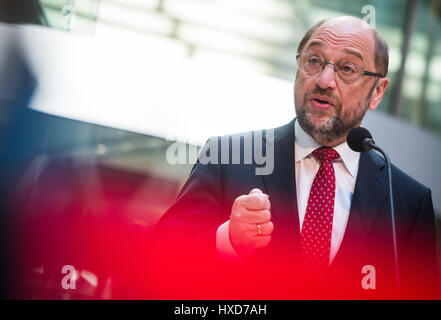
0, 0, 440, 299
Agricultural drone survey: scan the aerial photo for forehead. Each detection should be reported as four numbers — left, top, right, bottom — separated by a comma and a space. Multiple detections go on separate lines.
305, 23, 375, 64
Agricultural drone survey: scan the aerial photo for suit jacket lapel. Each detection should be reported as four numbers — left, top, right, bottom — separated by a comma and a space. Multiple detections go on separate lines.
260, 118, 301, 255
332, 150, 388, 265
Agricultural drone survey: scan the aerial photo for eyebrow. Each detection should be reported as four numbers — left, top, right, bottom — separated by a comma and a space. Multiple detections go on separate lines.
305, 40, 364, 62
343, 48, 364, 62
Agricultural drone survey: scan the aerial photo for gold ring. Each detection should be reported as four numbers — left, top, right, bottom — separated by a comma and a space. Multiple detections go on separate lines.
257, 224, 262, 235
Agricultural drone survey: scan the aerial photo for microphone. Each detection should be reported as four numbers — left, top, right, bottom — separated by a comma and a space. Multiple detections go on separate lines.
347, 127, 400, 296
347, 127, 374, 152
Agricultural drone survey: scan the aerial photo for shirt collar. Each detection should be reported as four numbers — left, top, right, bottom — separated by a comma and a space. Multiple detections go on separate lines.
294, 119, 360, 177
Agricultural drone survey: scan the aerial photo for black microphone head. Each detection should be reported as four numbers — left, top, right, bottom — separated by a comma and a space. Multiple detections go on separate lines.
347, 127, 373, 152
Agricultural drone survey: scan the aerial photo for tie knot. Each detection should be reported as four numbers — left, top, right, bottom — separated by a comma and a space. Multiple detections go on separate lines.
312, 147, 340, 162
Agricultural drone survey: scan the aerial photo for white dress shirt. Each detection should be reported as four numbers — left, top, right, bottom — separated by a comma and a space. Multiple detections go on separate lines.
216, 119, 361, 265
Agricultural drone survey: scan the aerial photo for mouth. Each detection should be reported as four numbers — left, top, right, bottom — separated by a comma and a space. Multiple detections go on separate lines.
309, 95, 335, 110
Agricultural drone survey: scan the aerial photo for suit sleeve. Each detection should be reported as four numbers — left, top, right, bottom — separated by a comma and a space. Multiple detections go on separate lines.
154, 139, 224, 250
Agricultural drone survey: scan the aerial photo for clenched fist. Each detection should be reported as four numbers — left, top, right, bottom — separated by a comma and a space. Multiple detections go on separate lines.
229, 188, 274, 258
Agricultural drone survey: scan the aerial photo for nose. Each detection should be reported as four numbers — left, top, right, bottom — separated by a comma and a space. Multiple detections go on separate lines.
315, 63, 337, 90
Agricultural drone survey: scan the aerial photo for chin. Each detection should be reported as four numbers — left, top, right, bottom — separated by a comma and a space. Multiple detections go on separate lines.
306, 112, 336, 130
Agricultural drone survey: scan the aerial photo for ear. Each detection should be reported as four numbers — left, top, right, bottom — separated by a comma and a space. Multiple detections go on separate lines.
368, 77, 389, 111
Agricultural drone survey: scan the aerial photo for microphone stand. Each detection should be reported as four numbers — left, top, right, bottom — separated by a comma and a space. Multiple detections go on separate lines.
366, 139, 400, 297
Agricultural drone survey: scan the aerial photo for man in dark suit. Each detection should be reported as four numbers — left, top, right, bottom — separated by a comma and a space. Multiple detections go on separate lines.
152, 16, 438, 299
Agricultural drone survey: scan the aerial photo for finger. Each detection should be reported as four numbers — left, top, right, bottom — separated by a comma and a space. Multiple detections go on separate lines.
238, 209, 271, 224
249, 188, 268, 197
243, 194, 271, 210
252, 221, 274, 236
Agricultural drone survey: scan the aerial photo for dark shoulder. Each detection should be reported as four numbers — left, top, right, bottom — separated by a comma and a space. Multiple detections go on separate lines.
390, 162, 429, 197
390, 162, 431, 212
368, 149, 429, 195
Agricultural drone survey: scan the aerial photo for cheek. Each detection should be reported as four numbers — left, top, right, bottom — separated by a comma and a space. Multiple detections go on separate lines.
339, 91, 365, 117
295, 75, 314, 96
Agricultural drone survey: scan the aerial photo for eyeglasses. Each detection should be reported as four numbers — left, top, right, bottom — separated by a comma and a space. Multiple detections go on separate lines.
296, 53, 385, 84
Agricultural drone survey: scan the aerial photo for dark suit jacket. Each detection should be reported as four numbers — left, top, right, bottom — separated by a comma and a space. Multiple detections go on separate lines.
153, 118, 438, 299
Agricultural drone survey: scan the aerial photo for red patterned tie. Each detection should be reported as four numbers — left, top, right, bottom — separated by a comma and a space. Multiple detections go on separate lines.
300, 147, 340, 267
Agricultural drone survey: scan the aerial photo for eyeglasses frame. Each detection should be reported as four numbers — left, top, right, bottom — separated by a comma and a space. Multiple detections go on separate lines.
295, 53, 385, 80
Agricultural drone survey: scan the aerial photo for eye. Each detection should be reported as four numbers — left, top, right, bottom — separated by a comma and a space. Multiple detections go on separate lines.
308, 57, 322, 66
340, 64, 356, 74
